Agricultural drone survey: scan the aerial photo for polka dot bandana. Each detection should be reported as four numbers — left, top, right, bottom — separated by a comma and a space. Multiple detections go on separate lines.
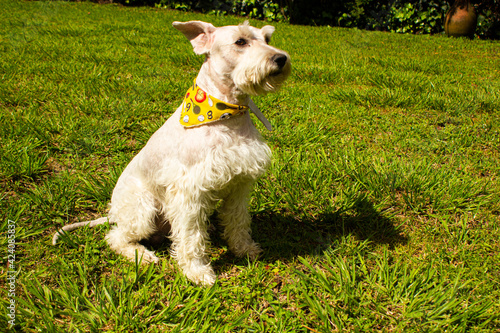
180, 80, 249, 128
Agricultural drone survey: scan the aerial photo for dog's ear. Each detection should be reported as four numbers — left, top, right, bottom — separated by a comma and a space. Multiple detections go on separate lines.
172, 21, 216, 55
261, 25, 275, 43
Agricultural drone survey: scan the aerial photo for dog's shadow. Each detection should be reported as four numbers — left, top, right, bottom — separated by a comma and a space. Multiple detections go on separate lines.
147, 195, 407, 271
249, 196, 407, 263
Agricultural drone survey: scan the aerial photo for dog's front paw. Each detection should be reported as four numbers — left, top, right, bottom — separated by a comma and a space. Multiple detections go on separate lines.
199, 271, 216, 286
140, 249, 160, 264
232, 241, 263, 261
184, 265, 216, 286
179, 257, 216, 286
245, 242, 263, 261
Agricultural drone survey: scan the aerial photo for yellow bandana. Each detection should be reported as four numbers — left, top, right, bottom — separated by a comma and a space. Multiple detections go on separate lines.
180, 81, 249, 128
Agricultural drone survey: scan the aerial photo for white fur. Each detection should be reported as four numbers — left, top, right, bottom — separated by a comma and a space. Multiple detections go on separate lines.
54, 21, 291, 285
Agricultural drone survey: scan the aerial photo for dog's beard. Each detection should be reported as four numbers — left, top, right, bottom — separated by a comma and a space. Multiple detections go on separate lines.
232, 52, 291, 96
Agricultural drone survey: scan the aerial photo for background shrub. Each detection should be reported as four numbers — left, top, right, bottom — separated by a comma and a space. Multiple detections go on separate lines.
110, 0, 499, 39
336, 0, 449, 35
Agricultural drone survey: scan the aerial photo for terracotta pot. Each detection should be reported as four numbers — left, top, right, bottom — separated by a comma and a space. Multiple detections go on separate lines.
444, 0, 477, 38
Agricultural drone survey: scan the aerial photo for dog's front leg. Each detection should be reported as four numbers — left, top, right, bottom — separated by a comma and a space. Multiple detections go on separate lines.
167, 192, 216, 286
219, 181, 262, 260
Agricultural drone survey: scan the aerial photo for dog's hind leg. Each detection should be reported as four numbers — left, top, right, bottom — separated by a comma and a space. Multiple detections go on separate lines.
105, 177, 160, 264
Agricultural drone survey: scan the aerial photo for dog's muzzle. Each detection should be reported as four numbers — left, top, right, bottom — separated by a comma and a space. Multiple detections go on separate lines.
270, 53, 289, 76
273, 54, 288, 70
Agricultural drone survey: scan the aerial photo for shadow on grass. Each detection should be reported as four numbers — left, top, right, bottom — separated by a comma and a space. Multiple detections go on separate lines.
250, 197, 408, 262
143, 196, 407, 269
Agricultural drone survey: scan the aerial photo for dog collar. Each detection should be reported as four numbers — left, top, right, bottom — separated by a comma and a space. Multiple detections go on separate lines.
180, 80, 272, 131
180, 81, 248, 128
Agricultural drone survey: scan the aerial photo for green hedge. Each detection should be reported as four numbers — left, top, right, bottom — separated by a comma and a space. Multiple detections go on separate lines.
114, 0, 499, 39
119, 0, 287, 21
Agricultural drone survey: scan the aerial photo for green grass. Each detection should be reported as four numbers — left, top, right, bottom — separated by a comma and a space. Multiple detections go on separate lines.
1, 0, 499, 331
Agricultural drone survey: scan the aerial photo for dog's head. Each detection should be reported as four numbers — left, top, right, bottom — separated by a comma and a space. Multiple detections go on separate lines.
173, 20, 291, 96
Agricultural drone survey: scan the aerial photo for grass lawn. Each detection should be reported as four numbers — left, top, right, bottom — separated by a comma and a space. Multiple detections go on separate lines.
1, 0, 499, 331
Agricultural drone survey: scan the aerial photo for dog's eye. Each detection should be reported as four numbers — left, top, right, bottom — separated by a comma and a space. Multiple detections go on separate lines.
235, 38, 247, 46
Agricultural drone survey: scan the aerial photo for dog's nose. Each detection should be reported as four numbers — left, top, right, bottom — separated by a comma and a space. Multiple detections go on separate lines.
272, 54, 288, 70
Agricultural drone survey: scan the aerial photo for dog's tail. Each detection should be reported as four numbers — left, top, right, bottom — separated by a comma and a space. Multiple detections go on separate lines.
52, 217, 114, 245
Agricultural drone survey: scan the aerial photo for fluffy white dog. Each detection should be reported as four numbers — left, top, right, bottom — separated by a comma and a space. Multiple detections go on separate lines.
53, 20, 291, 285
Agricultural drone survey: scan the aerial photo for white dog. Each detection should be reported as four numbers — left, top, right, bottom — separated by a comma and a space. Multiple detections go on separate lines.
53, 20, 291, 285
